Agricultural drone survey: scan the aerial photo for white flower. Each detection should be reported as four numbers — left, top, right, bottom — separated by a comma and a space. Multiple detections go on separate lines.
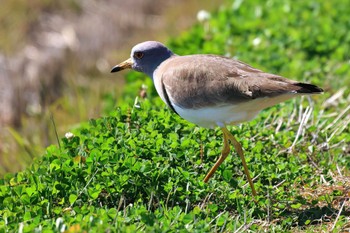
65, 132, 74, 139
252, 37, 261, 46
197, 10, 211, 22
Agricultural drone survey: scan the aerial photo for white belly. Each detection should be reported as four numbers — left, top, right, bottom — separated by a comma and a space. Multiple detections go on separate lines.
173, 103, 260, 128
172, 94, 296, 128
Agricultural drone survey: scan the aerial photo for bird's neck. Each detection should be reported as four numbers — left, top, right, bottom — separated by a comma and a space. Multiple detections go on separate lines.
147, 54, 177, 80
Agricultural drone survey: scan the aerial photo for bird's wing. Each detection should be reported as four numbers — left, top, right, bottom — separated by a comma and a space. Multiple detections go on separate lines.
158, 55, 322, 109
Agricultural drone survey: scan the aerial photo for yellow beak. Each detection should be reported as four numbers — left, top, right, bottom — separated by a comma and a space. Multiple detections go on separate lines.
111, 58, 133, 73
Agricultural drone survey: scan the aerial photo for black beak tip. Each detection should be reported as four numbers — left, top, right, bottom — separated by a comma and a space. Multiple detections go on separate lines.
110, 66, 121, 73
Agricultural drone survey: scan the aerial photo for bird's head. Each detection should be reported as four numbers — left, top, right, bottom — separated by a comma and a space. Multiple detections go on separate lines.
111, 41, 174, 78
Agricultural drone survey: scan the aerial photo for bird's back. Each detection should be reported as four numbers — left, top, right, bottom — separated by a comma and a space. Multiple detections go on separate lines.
155, 54, 323, 110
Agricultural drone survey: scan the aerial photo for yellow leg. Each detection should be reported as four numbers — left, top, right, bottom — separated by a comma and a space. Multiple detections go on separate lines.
203, 129, 230, 183
203, 127, 257, 196
222, 127, 257, 196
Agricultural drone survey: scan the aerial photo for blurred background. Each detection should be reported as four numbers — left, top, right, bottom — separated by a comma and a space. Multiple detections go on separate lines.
0, 0, 223, 174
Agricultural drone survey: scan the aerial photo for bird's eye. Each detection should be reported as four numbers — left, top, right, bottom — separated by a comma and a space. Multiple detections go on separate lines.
134, 52, 144, 59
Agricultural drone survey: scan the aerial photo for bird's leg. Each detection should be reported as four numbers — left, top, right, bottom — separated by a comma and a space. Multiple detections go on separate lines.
203, 129, 231, 183
222, 127, 257, 196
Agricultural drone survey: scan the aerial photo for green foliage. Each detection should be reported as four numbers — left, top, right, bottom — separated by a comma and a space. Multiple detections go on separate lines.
1, 0, 350, 232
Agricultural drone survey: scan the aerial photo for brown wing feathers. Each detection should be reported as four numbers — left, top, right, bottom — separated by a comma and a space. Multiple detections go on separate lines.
247, 75, 324, 98
159, 55, 323, 109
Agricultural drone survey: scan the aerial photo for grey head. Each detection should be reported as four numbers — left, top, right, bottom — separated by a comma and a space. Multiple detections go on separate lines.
111, 41, 174, 78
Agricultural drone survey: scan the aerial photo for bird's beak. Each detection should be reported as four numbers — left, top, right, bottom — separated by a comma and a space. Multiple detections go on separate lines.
111, 58, 133, 73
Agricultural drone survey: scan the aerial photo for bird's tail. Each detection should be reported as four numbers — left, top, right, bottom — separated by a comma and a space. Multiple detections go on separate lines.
295, 83, 324, 94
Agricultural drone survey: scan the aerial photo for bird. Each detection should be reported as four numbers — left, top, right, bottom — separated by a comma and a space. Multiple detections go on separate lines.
111, 41, 323, 196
